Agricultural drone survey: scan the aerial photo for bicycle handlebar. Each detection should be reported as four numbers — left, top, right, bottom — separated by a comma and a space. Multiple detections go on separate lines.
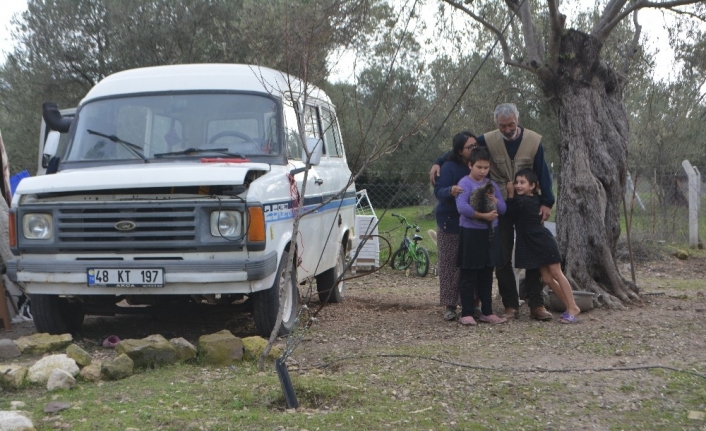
390, 213, 420, 231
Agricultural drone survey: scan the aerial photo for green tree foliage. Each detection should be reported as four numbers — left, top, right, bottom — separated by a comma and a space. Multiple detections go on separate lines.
326, 4, 436, 199
0, 0, 383, 174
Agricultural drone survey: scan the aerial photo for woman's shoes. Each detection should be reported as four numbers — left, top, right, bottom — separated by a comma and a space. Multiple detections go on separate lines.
444, 306, 457, 321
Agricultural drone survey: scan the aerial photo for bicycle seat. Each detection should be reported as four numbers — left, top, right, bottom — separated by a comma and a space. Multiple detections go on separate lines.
413, 234, 423, 241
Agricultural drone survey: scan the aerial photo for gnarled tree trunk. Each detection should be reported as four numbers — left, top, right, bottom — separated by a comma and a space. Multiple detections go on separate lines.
542, 30, 638, 308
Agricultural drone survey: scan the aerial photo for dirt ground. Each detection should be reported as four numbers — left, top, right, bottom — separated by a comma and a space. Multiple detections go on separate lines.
2, 252, 706, 363
2, 252, 706, 429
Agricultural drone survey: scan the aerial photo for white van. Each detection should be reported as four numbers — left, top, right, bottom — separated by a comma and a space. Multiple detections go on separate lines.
7, 64, 355, 336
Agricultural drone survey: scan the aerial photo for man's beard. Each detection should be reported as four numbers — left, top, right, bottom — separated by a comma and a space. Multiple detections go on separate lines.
502, 127, 521, 141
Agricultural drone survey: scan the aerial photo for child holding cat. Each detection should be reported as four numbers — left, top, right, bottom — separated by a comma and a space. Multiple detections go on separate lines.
455, 147, 507, 325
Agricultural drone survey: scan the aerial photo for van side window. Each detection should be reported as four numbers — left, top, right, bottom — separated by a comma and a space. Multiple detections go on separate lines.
303, 105, 322, 142
321, 108, 341, 157
283, 101, 302, 160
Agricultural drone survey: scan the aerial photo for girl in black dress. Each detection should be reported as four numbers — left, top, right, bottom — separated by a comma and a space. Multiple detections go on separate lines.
506, 169, 580, 323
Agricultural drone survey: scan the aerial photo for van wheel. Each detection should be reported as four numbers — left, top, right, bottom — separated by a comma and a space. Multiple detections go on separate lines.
31, 294, 85, 336
316, 245, 346, 304
253, 251, 300, 337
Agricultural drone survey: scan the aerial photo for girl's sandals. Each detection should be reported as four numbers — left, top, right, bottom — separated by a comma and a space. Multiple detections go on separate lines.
559, 311, 578, 324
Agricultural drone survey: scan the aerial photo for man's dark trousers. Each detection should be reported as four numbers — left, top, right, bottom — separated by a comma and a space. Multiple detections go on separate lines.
496, 215, 544, 310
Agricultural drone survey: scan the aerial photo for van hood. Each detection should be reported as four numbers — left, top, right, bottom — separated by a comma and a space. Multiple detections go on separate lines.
16, 162, 271, 195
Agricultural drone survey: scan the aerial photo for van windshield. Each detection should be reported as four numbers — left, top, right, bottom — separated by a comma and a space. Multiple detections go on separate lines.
64, 93, 281, 163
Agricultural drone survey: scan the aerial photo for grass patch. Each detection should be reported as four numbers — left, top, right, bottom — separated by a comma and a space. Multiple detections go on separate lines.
620, 190, 706, 244
639, 277, 705, 291
614, 369, 706, 430
6, 344, 706, 430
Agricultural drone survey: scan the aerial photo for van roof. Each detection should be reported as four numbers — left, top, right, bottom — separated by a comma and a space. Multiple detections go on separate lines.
81, 64, 330, 105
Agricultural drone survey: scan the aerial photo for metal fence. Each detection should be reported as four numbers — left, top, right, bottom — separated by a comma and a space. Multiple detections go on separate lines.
620, 164, 704, 245
355, 162, 704, 245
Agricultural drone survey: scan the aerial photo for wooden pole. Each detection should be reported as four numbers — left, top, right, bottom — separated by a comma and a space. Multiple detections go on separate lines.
0, 278, 12, 331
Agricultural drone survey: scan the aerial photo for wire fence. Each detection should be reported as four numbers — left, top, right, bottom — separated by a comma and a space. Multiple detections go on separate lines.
356, 162, 704, 246
620, 165, 704, 245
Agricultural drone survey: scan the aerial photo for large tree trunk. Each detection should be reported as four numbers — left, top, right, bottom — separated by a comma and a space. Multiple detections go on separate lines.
542, 30, 639, 308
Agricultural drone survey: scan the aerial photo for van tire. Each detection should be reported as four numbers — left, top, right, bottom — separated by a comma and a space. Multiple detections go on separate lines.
253, 251, 300, 337
316, 245, 346, 304
31, 294, 85, 336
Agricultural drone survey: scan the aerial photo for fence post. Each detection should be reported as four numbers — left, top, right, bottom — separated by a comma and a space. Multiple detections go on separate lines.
626, 171, 645, 211
681, 160, 701, 248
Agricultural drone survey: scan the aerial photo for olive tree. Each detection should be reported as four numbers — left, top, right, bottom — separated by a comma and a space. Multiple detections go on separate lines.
439, 0, 705, 307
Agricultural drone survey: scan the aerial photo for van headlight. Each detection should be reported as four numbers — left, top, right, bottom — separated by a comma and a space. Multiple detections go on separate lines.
210, 211, 242, 238
23, 213, 53, 240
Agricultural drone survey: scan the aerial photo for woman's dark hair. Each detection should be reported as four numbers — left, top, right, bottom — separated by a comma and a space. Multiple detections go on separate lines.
469, 146, 491, 166
448, 131, 476, 164
515, 168, 538, 188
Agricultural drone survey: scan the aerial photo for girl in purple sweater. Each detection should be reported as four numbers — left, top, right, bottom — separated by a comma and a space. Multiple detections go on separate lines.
455, 147, 507, 325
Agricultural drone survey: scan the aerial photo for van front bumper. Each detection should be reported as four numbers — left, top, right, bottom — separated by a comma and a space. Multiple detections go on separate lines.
6, 251, 277, 295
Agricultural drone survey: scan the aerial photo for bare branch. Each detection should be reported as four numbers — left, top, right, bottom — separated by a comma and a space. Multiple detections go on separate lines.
594, 0, 704, 42
668, 7, 706, 23
547, 0, 566, 71
621, 10, 643, 75
440, 0, 520, 70
507, 0, 545, 66
594, 0, 628, 34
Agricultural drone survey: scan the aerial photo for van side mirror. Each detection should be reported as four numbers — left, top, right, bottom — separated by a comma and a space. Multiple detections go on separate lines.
42, 131, 61, 168
304, 137, 323, 166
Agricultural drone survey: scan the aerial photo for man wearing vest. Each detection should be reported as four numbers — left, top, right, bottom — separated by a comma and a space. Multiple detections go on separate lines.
429, 103, 556, 321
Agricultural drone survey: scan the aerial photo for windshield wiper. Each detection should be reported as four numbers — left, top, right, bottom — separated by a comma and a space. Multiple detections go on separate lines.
87, 129, 149, 163
153, 148, 246, 159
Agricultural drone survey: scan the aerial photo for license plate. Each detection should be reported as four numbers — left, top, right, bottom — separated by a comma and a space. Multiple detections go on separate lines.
87, 268, 164, 287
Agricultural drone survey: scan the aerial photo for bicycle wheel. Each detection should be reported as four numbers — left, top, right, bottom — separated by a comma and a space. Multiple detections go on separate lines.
391, 248, 413, 270
415, 247, 430, 277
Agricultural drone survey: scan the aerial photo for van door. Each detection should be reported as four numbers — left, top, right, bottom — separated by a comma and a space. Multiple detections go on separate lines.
283, 100, 328, 280
317, 105, 350, 263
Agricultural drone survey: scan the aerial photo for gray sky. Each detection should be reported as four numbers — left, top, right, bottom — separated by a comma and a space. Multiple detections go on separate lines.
0, 0, 27, 62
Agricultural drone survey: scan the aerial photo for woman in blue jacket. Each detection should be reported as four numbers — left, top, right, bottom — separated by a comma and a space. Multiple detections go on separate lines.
433, 131, 477, 321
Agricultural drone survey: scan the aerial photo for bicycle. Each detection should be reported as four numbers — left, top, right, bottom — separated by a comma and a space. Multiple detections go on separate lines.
389, 213, 430, 277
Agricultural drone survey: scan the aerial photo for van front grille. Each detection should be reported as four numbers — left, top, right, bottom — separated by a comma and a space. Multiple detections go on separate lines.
55, 204, 198, 252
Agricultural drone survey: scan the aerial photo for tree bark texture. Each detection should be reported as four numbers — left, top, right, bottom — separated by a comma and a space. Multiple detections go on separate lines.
542, 30, 638, 308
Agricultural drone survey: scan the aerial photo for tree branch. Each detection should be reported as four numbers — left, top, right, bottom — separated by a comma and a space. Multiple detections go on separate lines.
668, 7, 706, 23
594, 0, 628, 34
621, 10, 643, 75
505, 0, 544, 67
547, 0, 566, 71
594, 0, 704, 43
440, 0, 529, 72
